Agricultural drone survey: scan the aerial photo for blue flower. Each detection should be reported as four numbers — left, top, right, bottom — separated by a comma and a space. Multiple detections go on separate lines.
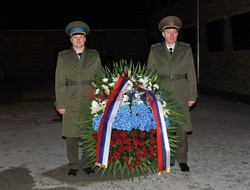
92, 102, 169, 131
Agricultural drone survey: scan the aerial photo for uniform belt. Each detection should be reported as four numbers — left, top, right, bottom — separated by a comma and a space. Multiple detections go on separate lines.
160, 74, 187, 80
65, 79, 91, 86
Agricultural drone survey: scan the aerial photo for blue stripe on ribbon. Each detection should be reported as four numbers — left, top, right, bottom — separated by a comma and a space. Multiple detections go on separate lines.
155, 100, 167, 170
98, 77, 128, 164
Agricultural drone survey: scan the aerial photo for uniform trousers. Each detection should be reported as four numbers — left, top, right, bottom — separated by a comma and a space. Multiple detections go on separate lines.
170, 131, 188, 164
66, 137, 85, 170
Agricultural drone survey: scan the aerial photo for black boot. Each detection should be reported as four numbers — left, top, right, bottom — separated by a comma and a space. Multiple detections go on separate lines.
83, 167, 94, 175
179, 163, 190, 172
68, 169, 78, 176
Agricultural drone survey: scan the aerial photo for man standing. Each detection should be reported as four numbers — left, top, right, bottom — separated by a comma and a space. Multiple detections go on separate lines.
55, 21, 101, 176
147, 16, 198, 172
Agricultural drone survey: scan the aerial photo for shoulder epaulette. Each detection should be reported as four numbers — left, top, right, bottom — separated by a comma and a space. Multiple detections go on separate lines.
59, 49, 70, 55
87, 48, 99, 53
178, 41, 190, 47
151, 42, 161, 47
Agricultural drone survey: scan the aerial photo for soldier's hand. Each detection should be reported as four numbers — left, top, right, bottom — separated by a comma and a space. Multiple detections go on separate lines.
58, 108, 66, 115
188, 101, 196, 107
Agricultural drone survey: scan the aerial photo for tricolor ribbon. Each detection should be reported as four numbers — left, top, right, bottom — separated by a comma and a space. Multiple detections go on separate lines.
135, 85, 170, 174
95, 73, 129, 167
95, 73, 170, 174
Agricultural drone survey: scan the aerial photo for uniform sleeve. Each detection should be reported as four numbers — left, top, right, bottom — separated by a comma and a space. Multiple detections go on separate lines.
55, 54, 66, 109
147, 47, 156, 71
96, 51, 102, 70
186, 46, 198, 101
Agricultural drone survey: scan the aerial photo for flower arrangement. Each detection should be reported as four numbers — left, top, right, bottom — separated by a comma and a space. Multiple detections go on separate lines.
79, 60, 182, 179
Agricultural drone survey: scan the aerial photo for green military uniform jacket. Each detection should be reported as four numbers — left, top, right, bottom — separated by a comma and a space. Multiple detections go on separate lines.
55, 47, 101, 137
147, 41, 198, 132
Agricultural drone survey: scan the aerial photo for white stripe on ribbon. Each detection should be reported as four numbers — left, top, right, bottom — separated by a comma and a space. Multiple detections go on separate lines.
157, 100, 171, 172
101, 81, 129, 166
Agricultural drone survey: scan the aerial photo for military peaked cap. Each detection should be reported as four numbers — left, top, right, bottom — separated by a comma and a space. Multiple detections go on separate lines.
65, 21, 90, 36
158, 16, 182, 32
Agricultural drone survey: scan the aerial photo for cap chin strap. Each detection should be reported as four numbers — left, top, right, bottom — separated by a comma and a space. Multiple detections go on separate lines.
163, 26, 179, 30
70, 33, 86, 36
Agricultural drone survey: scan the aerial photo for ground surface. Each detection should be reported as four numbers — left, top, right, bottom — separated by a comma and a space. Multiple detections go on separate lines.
0, 80, 249, 190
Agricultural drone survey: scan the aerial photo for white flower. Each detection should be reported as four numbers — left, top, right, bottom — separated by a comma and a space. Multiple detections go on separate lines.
109, 82, 115, 87
95, 89, 100, 95
128, 80, 133, 86
106, 90, 110, 95
138, 76, 149, 88
101, 84, 109, 91
99, 101, 107, 111
164, 108, 170, 115
162, 101, 166, 108
126, 80, 133, 90
127, 86, 133, 91
134, 92, 139, 99
122, 94, 129, 102
102, 78, 108, 83
130, 76, 136, 82
147, 86, 152, 91
91, 100, 99, 107
153, 84, 159, 90
148, 81, 152, 87
91, 100, 100, 114
112, 76, 118, 82
100, 100, 107, 106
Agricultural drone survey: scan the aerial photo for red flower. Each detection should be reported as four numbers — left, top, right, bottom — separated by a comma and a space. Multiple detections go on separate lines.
118, 146, 125, 153
130, 131, 137, 137
119, 131, 128, 138
136, 155, 142, 160
108, 157, 114, 163
127, 164, 134, 170
92, 133, 97, 140
135, 148, 141, 154
142, 147, 148, 153
140, 131, 146, 138
149, 150, 155, 155
123, 156, 130, 162
135, 160, 140, 165
110, 140, 114, 147
148, 145, 155, 152
139, 141, 146, 146
123, 138, 130, 144
113, 151, 121, 159
150, 129, 156, 135
149, 138, 156, 145
124, 144, 133, 151
115, 138, 123, 146
112, 130, 120, 139
133, 139, 140, 146
150, 155, 155, 160
143, 152, 149, 157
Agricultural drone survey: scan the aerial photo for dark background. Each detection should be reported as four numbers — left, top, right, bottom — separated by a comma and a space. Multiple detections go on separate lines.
0, 1, 150, 30
1, 0, 250, 104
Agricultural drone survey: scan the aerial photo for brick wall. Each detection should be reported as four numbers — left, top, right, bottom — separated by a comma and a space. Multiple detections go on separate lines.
199, 0, 250, 97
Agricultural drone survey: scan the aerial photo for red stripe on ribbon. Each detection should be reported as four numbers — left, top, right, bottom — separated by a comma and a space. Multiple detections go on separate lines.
96, 73, 128, 164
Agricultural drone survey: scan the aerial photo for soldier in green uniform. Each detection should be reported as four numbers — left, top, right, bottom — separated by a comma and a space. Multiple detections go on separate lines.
55, 21, 102, 176
147, 16, 198, 172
